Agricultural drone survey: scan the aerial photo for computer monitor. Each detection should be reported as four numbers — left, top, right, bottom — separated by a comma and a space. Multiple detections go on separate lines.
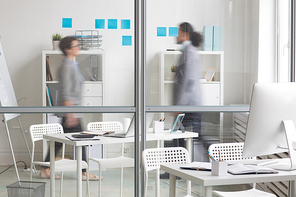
242, 83, 296, 170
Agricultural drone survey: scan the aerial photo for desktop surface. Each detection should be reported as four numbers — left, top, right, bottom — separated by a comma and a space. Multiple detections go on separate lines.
44, 130, 198, 145
160, 161, 296, 187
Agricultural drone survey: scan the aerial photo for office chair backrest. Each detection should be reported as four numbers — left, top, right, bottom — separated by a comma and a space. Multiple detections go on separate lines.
30, 123, 64, 143
208, 142, 256, 161
29, 123, 65, 162
142, 147, 189, 172
87, 121, 123, 131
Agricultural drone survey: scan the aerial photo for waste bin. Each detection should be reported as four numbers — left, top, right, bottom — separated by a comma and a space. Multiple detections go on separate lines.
6, 181, 45, 197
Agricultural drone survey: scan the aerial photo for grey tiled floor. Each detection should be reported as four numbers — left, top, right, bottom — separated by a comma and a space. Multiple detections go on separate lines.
0, 165, 249, 197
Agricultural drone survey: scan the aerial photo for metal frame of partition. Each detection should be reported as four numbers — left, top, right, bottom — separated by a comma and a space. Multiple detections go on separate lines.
291, 0, 296, 82
1, 1, 296, 197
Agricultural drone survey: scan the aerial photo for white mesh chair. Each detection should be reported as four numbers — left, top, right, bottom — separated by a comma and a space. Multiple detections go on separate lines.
208, 142, 256, 162
29, 123, 90, 197
142, 147, 189, 197
87, 121, 134, 197
208, 142, 276, 197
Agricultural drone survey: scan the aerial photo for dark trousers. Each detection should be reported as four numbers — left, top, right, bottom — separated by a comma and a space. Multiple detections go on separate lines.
44, 117, 87, 172
174, 113, 201, 148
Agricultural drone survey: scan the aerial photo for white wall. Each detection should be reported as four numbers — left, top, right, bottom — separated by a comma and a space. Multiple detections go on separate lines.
0, 0, 134, 165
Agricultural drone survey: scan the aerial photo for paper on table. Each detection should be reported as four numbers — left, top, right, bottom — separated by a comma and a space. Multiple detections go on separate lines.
65, 135, 101, 141
180, 162, 212, 171
228, 163, 278, 175
82, 130, 115, 136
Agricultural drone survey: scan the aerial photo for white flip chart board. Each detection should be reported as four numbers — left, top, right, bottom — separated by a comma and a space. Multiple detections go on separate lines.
0, 41, 20, 121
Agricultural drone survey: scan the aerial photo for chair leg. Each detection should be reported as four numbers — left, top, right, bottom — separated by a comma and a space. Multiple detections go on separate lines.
99, 168, 102, 197
86, 167, 90, 197
144, 172, 148, 197
60, 171, 64, 197
120, 167, 123, 197
30, 164, 33, 181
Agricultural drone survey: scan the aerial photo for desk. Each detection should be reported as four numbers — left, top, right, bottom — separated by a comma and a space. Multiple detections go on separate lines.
160, 162, 296, 197
44, 130, 198, 197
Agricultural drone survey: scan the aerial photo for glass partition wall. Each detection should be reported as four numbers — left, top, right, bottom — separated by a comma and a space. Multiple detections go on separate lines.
0, 0, 293, 197
144, 0, 292, 196
0, 0, 137, 196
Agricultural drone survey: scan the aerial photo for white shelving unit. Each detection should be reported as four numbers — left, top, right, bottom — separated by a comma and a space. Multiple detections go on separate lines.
159, 50, 224, 107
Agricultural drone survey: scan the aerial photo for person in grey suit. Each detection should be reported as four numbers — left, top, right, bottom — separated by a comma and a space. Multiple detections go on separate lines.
40, 36, 100, 181
174, 22, 203, 144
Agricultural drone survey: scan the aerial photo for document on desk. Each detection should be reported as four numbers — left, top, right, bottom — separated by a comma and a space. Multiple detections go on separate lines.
82, 130, 115, 136
228, 163, 278, 175
180, 162, 211, 171
65, 136, 101, 141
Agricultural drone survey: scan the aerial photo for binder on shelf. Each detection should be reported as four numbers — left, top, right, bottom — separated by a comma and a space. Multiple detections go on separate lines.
46, 56, 53, 81
201, 26, 213, 51
46, 86, 53, 106
213, 26, 222, 51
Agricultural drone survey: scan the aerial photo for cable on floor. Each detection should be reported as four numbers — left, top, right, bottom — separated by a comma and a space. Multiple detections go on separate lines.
0, 161, 28, 175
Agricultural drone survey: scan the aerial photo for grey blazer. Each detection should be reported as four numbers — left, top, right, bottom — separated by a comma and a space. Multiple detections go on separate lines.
56, 58, 82, 117
173, 43, 202, 106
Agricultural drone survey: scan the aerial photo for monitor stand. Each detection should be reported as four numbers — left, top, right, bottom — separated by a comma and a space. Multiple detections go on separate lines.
271, 120, 296, 171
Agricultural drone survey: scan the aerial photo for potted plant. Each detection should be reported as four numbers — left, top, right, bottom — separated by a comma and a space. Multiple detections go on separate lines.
51, 33, 62, 50
171, 65, 177, 72
165, 65, 177, 81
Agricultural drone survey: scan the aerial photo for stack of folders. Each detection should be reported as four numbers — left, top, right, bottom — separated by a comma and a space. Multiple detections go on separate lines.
201, 26, 222, 51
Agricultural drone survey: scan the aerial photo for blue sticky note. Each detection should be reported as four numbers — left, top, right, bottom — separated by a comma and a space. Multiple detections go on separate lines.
122, 36, 132, 46
95, 19, 105, 29
108, 19, 117, 29
169, 27, 178, 37
62, 18, 72, 28
157, 27, 166, 37
121, 19, 130, 29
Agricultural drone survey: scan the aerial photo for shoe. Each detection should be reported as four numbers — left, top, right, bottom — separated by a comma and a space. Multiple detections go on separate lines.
82, 174, 102, 181
160, 172, 169, 179
160, 172, 181, 180
39, 172, 61, 179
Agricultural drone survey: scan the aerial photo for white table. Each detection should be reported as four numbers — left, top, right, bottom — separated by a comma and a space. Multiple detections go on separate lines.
44, 130, 198, 197
160, 162, 296, 197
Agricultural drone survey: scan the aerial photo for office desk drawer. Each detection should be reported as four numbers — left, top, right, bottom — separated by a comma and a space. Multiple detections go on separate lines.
82, 96, 102, 106
82, 83, 102, 97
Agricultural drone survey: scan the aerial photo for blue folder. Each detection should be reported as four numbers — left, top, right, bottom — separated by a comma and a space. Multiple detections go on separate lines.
213, 26, 222, 51
201, 26, 213, 51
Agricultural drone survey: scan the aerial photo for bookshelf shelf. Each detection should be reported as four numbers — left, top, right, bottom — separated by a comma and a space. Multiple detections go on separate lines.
46, 81, 59, 84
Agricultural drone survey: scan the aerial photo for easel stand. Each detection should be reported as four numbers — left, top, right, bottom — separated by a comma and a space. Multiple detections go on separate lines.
4, 115, 32, 181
